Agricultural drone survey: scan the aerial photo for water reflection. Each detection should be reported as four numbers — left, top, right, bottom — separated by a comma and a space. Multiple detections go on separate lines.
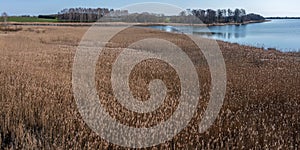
150, 25, 247, 39
206, 25, 247, 39
192, 31, 245, 39
149, 25, 181, 33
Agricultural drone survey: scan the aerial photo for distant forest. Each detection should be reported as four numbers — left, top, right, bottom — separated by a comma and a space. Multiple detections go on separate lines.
186, 9, 265, 24
38, 8, 265, 24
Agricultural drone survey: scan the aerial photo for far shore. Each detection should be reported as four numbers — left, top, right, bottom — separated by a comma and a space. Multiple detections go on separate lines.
137, 20, 270, 27
5, 19, 269, 27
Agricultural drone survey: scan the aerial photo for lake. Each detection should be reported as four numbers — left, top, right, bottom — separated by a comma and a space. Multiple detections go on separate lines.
148, 19, 300, 52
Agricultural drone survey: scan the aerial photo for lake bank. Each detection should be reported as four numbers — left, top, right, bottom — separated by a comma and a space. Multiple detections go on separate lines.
5, 19, 268, 27
136, 20, 269, 27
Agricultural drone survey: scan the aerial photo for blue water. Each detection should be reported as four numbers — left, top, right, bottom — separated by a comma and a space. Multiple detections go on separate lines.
148, 19, 300, 52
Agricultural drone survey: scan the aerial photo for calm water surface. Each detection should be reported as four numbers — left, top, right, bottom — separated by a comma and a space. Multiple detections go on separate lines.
148, 19, 300, 52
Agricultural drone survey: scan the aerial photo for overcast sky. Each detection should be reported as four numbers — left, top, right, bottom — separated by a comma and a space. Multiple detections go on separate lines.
1, 0, 299, 17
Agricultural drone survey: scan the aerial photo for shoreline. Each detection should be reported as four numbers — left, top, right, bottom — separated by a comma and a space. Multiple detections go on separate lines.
5, 19, 269, 27
137, 20, 270, 27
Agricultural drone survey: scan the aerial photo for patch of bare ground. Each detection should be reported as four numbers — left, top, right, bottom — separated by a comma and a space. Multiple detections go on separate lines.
0, 26, 299, 149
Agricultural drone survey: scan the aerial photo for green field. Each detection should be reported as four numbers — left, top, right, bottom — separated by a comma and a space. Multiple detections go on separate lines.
6, 17, 58, 22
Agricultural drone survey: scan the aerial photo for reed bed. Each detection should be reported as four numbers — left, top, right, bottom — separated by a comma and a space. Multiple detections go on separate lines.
0, 26, 299, 149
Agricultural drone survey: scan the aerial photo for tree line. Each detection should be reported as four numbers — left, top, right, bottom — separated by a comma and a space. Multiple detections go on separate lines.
55, 8, 112, 22
37, 8, 113, 22
37, 7, 265, 23
186, 8, 264, 24
115, 8, 265, 24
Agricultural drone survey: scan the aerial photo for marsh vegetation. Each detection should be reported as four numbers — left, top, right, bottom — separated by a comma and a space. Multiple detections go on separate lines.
0, 26, 299, 149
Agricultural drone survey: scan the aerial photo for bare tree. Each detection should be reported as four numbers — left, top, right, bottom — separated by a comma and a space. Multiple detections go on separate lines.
179, 11, 187, 17
2, 12, 7, 25
241, 9, 246, 16
217, 9, 223, 22
227, 9, 233, 17
192, 9, 206, 23
240, 9, 247, 23
206, 9, 216, 24
222, 9, 227, 17
234, 9, 242, 23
